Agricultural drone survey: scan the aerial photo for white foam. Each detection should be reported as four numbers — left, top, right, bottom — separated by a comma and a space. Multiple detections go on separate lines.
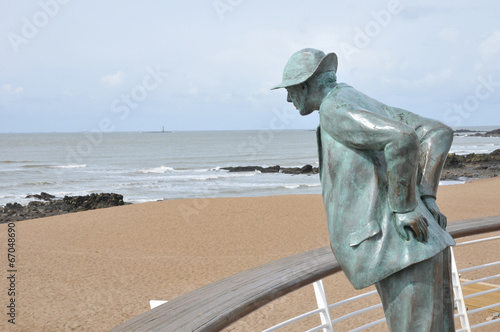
140, 166, 174, 174
52, 164, 87, 169
439, 180, 466, 186
191, 172, 258, 181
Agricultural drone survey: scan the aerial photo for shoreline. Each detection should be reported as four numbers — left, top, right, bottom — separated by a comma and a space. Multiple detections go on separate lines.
1, 149, 499, 223
1, 176, 498, 223
0, 177, 485, 223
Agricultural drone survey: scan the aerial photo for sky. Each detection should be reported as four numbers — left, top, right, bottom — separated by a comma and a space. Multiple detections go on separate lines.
1, 0, 500, 133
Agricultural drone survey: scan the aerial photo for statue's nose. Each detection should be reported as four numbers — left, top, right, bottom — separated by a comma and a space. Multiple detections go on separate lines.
287, 92, 292, 102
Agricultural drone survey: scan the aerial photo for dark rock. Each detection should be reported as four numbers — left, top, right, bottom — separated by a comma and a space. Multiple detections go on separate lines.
453, 129, 476, 133
442, 149, 500, 180
26, 192, 56, 201
444, 154, 464, 168
281, 167, 301, 174
300, 164, 313, 173
261, 165, 281, 173
224, 164, 319, 175
484, 129, 500, 137
472, 128, 500, 137
1, 193, 127, 223
4, 203, 23, 215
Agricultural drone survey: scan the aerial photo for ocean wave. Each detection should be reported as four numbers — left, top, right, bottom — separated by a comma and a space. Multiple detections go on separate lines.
176, 168, 211, 173
21, 181, 57, 186
283, 183, 321, 189
128, 198, 162, 204
0, 160, 39, 164
22, 164, 53, 168
140, 166, 175, 174
191, 172, 259, 181
51, 164, 87, 169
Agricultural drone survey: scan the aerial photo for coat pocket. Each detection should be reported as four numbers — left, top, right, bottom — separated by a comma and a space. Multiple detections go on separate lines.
347, 220, 381, 247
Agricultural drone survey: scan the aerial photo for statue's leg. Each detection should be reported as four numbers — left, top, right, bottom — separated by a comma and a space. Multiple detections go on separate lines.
375, 247, 455, 332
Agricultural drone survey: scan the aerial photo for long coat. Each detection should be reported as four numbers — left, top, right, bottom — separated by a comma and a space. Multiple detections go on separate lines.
317, 83, 455, 289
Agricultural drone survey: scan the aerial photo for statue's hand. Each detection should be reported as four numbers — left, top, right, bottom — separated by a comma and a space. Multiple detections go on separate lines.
422, 196, 447, 230
394, 210, 429, 242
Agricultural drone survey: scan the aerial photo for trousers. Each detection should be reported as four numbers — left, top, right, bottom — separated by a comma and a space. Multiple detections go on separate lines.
375, 247, 455, 331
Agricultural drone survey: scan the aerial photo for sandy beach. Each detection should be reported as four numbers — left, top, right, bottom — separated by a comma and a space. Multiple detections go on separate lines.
1, 177, 499, 331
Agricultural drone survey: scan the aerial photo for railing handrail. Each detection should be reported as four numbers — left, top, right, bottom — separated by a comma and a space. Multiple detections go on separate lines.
110, 215, 500, 332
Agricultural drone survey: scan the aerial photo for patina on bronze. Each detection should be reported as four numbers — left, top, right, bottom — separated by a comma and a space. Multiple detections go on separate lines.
273, 48, 456, 331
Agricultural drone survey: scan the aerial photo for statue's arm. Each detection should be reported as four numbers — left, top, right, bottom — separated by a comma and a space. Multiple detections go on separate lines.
418, 124, 453, 229
393, 108, 453, 199
392, 109, 453, 229
320, 105, 419, 213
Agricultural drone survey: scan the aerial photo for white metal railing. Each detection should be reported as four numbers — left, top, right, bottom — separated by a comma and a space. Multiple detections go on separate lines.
263, 235, 500, 332
451, 248, 470, 331
453, 235, 500, 331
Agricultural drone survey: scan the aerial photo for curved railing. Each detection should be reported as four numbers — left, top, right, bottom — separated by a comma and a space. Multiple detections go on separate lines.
110, 216, 500, 332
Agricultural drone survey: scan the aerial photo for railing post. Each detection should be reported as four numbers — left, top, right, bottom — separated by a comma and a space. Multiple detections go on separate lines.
450, 247, 471, 332
313, 279, 334, 332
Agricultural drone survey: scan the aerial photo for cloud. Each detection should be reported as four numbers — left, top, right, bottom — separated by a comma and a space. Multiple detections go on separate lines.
0, 84, 23, 95
414, 68, 453, 88
480, 30, 500, 57
100, 71, 125, 86
439, 27, 459, 44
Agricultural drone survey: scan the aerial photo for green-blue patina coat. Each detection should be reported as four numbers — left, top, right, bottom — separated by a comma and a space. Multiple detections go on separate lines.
317, 83, 455, 289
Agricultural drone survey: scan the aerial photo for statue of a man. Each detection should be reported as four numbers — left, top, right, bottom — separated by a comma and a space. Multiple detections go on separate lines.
272, 48, 456, 331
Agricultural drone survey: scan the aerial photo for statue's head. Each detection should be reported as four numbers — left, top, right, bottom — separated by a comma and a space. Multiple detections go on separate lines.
272, 48, 338, 115
271, 48, 337, 90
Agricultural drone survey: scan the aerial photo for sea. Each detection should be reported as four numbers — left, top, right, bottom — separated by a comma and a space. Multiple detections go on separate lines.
1, 126, 499, 207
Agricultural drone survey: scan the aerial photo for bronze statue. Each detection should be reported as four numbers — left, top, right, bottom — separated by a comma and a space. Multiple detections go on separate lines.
273, 48, 456, 331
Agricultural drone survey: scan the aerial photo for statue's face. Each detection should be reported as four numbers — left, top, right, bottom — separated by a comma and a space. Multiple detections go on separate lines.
286, 84, 313, 115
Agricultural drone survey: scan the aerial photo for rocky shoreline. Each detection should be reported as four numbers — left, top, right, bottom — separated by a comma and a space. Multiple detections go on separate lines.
2, 150, 498, 223
222, 164, 319, 174
441, 149, 500, 180
454, 128, 500, 137
0, 193, 127, 223
223, 149, 500, 180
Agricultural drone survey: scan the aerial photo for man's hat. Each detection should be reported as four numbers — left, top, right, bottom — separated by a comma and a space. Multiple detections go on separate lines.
271, 48, 338, 90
